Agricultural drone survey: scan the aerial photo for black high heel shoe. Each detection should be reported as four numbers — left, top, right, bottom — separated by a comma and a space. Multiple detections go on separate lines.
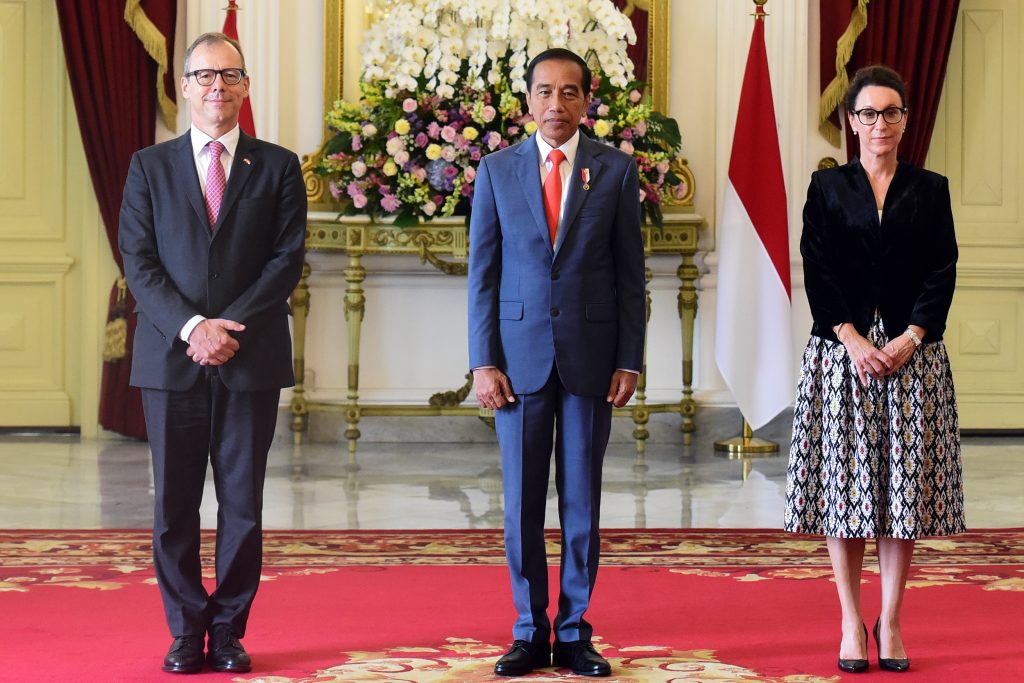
838, 623, 869, 673
873, 618, 911, 672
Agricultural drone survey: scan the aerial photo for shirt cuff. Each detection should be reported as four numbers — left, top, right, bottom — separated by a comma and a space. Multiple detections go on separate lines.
617, 368, 640, 375
179, 315, 206, 343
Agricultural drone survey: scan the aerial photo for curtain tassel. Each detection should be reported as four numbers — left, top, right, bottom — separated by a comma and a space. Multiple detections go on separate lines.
103, 278, 128, 362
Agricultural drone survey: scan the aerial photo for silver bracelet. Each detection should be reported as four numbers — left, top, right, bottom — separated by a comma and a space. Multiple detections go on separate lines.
905, 328, 922, 348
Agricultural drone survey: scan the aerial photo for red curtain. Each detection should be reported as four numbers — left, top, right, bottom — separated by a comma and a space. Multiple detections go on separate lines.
56, 0, 177, 440
821, 1, 961, 166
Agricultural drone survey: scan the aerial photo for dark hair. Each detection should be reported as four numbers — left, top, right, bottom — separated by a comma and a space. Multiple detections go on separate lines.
525, 48, 592, 94
844, 64, 906, 112
184, 32, 247, 73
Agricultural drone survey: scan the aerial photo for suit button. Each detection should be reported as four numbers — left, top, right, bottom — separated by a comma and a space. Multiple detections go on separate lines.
210, 272, 219, 280
550, 308, 559, 317
551, 271, 560, 280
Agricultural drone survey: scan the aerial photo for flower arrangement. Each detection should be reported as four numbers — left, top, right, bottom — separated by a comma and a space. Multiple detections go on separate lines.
317, 0, 688, 227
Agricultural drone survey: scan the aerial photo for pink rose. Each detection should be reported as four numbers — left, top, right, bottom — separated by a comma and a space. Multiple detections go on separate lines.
597, 104, 610, 116
481, 105, 497, 122
394, 150, 410, 165
415, 132, 429, 148
441, 145, 457, 162
656, 160, 670, 174
619, 140, 635, 154
441, 125, 457, 142
351, 134, 362, 151
427, 122, 441, 139
351, 161, 367, 178
422, 200, 437, 216
465, 166, 476, 182
353, 194, 368, 208
402, 98, 417, 113
629, 89, 642, 103
635, 121, 647, 137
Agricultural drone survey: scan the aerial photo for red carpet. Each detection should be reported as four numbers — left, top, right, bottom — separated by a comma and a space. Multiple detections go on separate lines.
1, 529, 1022, 682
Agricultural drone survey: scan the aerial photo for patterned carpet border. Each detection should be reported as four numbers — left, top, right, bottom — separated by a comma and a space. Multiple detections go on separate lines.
2, 528, 1022, 569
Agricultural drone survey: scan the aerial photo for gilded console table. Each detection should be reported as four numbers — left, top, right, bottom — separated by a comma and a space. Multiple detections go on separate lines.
290, 211, 703, 454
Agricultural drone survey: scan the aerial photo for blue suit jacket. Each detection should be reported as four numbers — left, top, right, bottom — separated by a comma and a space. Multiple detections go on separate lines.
119, 130, 307, 392
468, 132, 646, 397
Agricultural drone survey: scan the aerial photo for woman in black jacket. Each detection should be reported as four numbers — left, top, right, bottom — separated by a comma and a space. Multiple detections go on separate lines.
784, 65, 964, 674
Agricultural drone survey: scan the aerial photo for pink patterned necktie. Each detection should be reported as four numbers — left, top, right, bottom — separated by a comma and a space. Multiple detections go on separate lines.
205, 141, 226, 229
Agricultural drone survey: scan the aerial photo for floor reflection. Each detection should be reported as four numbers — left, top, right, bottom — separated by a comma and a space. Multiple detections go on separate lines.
0, 414, 1020, 531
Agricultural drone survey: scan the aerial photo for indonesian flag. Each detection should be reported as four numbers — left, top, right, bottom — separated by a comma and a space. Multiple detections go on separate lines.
223, 0, 256, 136
714, 5, 793, 430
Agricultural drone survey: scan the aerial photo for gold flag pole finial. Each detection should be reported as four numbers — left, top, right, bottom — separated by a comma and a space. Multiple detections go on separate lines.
752, 0, 768, 21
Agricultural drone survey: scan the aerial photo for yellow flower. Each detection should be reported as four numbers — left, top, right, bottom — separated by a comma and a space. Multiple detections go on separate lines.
383, 160, 398, 176
426, 144, 443, 160
462, 126, 479, 141
394, 118, 411, 135
524, 120, 538, 135
594, 120, 613, 137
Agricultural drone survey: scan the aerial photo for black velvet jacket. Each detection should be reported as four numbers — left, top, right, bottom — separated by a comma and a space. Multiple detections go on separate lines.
801, 157, 957, 343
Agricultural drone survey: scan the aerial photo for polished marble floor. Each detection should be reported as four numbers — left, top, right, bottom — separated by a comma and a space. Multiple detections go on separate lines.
1, 410, 1022, 531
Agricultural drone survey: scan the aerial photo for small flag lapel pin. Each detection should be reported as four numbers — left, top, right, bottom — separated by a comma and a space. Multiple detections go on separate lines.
582, 168, 590, 190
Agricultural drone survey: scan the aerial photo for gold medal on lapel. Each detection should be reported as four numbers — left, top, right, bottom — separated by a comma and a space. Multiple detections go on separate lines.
582, 167, 590, 191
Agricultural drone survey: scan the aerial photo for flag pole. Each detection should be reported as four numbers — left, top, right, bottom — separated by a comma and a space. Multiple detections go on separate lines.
713, 0, 781, 459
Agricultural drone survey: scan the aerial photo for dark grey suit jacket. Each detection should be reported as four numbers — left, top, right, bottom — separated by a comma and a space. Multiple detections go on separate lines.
119, 130, 307, 391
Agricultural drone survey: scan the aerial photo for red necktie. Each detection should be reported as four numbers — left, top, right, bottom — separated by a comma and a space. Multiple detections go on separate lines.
543, 149, 566, 246
205, 141, 226, 229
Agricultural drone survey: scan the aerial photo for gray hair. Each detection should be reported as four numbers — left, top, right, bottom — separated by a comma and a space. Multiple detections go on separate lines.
183, 32, 247, 73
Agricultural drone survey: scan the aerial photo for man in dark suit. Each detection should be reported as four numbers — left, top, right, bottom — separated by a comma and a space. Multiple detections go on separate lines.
119, 33, 306, 674
468, 48, 646, 678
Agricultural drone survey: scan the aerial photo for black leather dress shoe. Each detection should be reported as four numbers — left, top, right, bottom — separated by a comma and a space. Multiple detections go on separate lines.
162, 635, 204, 674
494, 640, 551, 676
553, 640, 611, 677
207, 625, 252, 673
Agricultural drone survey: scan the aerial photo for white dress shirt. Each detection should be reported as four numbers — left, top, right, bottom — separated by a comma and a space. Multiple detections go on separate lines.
179, 125, 241, 342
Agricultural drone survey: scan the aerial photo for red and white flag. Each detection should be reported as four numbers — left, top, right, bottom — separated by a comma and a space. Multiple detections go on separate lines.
223, 0, 256, 136
714, 5, 793, 430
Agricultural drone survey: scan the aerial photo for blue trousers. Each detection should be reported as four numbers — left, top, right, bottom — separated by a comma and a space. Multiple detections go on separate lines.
494, 367, 612, 643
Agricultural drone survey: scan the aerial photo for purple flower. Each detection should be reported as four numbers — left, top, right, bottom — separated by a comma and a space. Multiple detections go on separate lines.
470, 148, 482, 161
415, 132, 429, 148
620, 128, 633, 140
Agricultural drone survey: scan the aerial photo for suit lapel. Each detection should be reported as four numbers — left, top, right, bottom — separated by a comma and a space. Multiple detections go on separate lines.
213, 132, 256, 236
556, 135, 604, 254
173, 132, 209, 231
514, 135, 555, 258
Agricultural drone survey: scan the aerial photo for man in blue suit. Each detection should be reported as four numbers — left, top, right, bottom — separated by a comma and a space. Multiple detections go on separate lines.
119, 33, 306, 674
468, 48, 646, 677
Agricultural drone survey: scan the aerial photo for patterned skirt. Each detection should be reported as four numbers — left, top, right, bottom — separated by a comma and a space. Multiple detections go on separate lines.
784, 316, 965, 539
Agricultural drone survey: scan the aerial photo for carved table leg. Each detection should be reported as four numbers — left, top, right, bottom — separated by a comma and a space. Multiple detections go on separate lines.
289, 262, 311, 445
632, 267, 653, 454
344, 254, 366, 458
677, 256, 699, 445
